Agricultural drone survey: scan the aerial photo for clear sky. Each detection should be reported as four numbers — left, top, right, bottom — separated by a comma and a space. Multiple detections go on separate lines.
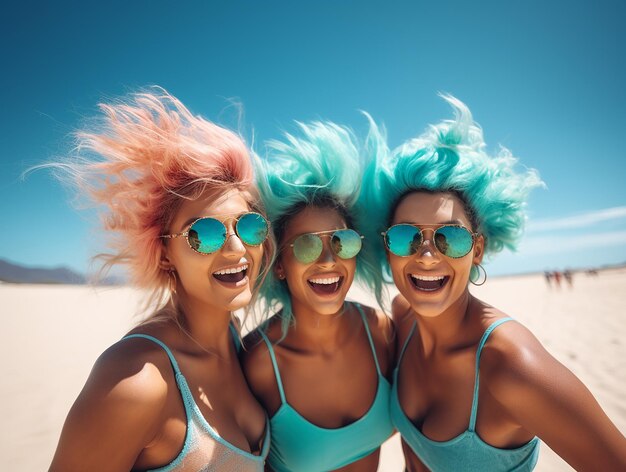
1, 0, 625, 277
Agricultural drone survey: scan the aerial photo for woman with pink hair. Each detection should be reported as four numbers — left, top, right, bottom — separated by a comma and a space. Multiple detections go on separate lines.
49, 89, 273, 471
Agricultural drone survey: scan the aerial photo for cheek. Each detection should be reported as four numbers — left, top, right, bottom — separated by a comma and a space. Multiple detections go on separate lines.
451, 257, 474, 278
247, 246, 265, 277
279, 252, 303, 277
387, 254, 407, 275
344, 258, 357, 276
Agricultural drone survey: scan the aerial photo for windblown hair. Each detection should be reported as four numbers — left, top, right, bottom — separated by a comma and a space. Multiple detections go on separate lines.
359, 95, 543, 280
56, 87, 270, 310
255, 121, 384, 336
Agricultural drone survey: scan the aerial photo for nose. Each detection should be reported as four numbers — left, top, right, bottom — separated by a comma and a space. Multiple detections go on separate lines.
316, 239, 337, 268
221, 229, 246, 258
414, 233, 441, 265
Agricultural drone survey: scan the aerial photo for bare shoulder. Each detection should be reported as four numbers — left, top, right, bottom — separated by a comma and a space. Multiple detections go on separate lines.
391, 293, 415, 339
356, 303, 397, 376
80, 337, 172, 419
241, 316, 281, 395
356, 302, 395, 341
49, 336, 173, 470
477, 312, 626, 470
478, 316, 567, 397
242, 313, 282, 352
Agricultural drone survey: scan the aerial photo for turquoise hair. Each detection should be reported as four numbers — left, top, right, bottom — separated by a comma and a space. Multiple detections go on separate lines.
255, 121, 385, 337
359, 95, 544, 281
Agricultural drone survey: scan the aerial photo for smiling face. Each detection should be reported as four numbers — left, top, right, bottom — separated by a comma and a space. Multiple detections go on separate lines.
163, 188, 264, 313
276, 206, 357, 317
388, 191, 484, 318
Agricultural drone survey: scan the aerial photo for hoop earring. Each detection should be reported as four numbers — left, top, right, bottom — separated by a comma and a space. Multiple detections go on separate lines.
168, 269, 178, 294
470, 263, 487, 286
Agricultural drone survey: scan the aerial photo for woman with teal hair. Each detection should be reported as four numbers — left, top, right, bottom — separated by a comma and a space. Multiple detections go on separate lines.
242, 121, 395, 471
360, 95, 626, 471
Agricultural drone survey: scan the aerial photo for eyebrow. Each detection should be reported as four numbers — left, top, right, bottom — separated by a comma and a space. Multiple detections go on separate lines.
289, 227, 348, 238
179, 217, 199, 231
178, 213, 246, 232
395, 219, 464, 225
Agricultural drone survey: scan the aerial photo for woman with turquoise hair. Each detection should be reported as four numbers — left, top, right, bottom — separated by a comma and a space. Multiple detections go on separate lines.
361, 95, 626, 471
242, 121, 395, 471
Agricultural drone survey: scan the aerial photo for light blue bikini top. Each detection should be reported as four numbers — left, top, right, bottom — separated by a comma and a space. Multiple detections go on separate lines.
123, 325, 269, 472
259, 303, 394, 472
390, 317, 540, 472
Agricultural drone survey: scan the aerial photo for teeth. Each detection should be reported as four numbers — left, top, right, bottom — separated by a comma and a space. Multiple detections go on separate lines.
411, 274, 444, 282
214, 264, 248, 275
308, 276, 341, 285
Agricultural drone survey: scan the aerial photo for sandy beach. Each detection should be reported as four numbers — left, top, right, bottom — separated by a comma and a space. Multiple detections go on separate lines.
1, 268, 624, 471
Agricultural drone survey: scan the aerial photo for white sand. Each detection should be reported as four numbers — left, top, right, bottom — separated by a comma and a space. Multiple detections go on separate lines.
1, 269, 624, 471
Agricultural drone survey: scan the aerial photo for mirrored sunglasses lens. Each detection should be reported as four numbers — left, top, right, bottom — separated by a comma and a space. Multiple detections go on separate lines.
189, 218, 227, 254
434, 226, 473, 258
386, 224, 422, 256
237, 213, 269, 246
332, 229, 362, 259
292, 234, 323, 263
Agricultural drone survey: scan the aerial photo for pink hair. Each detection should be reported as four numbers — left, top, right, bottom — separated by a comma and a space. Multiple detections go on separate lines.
69, 88, 260, 306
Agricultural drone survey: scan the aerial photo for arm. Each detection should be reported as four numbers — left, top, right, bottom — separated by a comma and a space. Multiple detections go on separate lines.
49, 342, 168, 472
483, 323, 626, 471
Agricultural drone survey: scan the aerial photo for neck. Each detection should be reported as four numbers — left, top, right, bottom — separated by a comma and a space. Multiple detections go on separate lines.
172, 294, 234, 357
288, 298, 349, 349
413, 290, 473, 352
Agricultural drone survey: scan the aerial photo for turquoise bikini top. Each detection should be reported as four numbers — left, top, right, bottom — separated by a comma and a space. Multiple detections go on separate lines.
123, 325, 269, 472
390, 317, 540, 472
259, 303, 393, 472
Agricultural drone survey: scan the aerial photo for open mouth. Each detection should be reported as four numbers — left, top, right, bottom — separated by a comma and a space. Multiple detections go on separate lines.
409, 274, 449, 292
307, 275, 343, 296
213, 264, 249, 284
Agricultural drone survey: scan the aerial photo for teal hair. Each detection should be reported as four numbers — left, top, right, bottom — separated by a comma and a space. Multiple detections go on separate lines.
255, 121, 384, 337
359, 95, 544, 281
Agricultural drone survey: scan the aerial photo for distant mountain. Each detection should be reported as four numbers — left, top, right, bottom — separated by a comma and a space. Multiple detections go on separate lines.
0, 258, 87, 284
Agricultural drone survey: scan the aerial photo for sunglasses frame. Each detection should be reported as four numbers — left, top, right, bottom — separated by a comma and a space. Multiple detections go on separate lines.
286, 228, 364, 264
381, 223, 479, 259
160, 211, 269, 255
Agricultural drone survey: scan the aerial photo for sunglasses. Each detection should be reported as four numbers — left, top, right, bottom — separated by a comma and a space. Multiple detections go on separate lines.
160, 212, 269, 255
382, 224, 478, 259
287, 229, 364, 264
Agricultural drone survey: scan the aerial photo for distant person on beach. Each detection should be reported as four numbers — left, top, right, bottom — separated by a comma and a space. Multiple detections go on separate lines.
360, 95, 626, 471
241, 122, 395, 471
563, 269, 573, 288
48, 90, 273, 471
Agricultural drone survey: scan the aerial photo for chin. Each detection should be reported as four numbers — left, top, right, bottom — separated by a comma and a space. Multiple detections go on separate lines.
222, 290, 253, 312
397, 287, 440, 316
310, 296, 348, 316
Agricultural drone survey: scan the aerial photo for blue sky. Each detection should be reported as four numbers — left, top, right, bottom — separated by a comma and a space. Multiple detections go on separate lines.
1, 0, 625, 277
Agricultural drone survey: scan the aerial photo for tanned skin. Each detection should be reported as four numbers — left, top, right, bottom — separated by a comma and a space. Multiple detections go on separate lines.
390, 191, 626, 472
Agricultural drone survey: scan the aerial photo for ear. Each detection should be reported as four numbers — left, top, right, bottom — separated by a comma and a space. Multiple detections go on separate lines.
472, 234, 485, 265
159, 246, 175, 272
274, 259, 286, 280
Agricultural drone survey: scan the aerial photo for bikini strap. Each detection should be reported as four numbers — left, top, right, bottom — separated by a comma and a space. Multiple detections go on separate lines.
468, 317, 514, 431
354, 303, 383, 377
259, 330, 287, 405
121, 334, 195, 417
123, 333, 183, 374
